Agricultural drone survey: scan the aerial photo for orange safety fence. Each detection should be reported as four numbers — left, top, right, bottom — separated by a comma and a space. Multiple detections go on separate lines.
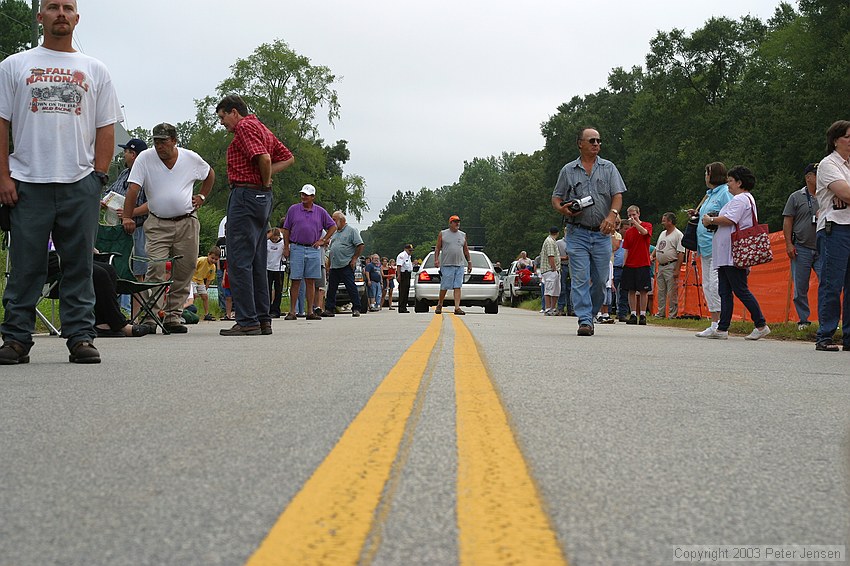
668, 231, 816, 323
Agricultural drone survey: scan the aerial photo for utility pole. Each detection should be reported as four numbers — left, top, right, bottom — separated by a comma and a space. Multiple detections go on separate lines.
30, 0, 38, 48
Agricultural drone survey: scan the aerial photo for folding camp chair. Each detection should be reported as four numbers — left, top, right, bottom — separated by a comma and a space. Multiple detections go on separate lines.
95, 224, 178, 335
2, 231, 61, 336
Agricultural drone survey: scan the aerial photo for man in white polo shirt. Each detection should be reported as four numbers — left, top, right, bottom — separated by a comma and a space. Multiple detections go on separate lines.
122, 123, 215, 334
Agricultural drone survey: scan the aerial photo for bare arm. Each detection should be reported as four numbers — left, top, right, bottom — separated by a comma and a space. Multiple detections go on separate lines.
828, 179, 850, 202
256, 153, 272, 187
352, 244, 364, 268
122, 183, 141, 234
782, 216, 796, 258
0, 118, 17, 206
271, 155, 295, 175
192, 168, 215, 210
463, 239, 472, 273
434, 232, 443, 268
94, 124, 115, 175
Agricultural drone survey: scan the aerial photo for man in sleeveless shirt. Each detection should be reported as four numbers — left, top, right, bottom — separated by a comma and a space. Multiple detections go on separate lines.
434, 215, 472, 315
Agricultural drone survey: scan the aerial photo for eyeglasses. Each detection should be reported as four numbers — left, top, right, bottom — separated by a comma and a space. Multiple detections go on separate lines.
583, 138, 602, 145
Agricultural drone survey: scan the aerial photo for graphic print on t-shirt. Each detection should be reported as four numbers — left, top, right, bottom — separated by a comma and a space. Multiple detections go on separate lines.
27, 67, 88, 115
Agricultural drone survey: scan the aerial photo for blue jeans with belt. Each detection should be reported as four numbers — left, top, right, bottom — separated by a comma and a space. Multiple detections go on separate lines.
790, 244, 821, 324
816, 226, 850, 347
226, 186, 273, 327
566, 224, 612, 327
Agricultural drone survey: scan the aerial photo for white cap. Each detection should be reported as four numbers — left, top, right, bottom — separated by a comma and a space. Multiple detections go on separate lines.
300, 184, 316, 196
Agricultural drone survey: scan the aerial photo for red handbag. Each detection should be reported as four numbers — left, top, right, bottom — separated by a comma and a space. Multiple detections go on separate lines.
731, 194, 773, 268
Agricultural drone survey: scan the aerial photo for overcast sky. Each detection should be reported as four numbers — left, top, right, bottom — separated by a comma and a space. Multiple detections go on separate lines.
75, 0, 783, 231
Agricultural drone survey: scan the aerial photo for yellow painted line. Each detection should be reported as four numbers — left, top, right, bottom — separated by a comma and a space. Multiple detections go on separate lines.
452, 315, 568, 566
245, 316, 443, 566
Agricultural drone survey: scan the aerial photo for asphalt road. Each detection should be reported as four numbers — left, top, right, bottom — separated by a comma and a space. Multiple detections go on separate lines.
1, 308, 848, 566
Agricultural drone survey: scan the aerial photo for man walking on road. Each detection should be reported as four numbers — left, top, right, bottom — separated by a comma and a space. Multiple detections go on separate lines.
782, 163, 821, 330
215, 94, 295, 336
282, 184, 336, 321
322, 211, 365, 317
0, 0, 123, 365
434, 215, 472, 315
123, 123, 215, 335
552, 126, 626, 336
395, 243, 414, 313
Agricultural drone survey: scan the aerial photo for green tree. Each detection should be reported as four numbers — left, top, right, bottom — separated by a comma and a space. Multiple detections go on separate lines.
0, 0, 34, 59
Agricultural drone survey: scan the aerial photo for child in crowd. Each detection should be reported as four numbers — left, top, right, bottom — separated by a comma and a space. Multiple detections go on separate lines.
267, 228, 285, 318
192, 247, 220, 321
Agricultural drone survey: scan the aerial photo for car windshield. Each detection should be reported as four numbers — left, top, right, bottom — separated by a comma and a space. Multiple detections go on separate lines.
422, 251, 491, 269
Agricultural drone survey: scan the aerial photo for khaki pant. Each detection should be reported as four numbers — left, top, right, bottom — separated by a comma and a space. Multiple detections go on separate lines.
143, 214, 199, 325
655, 261, 679, 317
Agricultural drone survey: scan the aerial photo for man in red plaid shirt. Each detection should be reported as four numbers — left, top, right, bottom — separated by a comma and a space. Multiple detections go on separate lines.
216, 95, 295, 336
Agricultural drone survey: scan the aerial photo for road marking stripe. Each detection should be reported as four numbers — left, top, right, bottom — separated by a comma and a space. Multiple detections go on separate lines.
451, 315, 568, 565
245, 316, 443, 566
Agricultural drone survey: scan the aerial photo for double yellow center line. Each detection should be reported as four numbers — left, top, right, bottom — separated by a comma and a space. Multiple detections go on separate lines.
246, 316, 567, 566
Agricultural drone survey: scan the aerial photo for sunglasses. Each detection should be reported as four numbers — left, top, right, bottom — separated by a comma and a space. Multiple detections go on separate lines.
583, 138, 602, 145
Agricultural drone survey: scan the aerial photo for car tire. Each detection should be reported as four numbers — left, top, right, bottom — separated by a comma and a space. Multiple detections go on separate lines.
414, 299, 429, 313
510, 293, 519, 307
484, 300, 499, 314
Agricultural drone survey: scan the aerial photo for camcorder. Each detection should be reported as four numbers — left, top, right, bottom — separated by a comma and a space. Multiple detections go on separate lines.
706, 210, 720, 232
562, 195, 594, 214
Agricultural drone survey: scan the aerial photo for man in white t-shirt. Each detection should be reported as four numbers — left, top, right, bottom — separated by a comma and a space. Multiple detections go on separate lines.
395, 243, 414, 313
0, 0, 123, 365
122, 123, 215, 334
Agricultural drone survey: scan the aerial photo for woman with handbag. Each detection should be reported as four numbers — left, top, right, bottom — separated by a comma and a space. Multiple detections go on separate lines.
690, 162, 733, 337
700, 166, 770, 340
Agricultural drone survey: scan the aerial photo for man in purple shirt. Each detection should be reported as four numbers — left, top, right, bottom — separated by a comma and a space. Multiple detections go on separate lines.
282, 184, 336, 320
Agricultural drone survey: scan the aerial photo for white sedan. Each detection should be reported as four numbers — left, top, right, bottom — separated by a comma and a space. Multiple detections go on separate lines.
413, 250, 500, 314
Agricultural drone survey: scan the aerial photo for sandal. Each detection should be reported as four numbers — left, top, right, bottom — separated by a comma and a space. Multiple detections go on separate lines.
815, 341, 840, 352
454, 308, 466, 315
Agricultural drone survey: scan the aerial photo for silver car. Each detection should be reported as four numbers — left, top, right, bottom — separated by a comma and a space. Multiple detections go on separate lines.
413, 250, 499, 314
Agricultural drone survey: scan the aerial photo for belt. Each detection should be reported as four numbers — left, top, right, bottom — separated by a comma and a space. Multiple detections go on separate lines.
658, 260, 677, 266
572, 224, 601, 232
230, 183, 271, 191
151, 212, 195, 221
290, 242, 315, 247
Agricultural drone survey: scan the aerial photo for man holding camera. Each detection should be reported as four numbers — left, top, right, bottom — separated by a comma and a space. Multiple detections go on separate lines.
621, 205, 653, 325
552, 127, 626, 336
782, 163, 820, 330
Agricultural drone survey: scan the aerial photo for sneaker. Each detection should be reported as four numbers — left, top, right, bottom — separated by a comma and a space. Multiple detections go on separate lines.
638, 314, 647, 325
260, 321, 273, 335
745, 325, 771, 340
618, 316, 629, 323
141, 322, 158, 335
306, 313, 322, 321
314, 307, 323, 316
68, 341, 100, 364
320, 310, 336, 317
797, 322, 811, 331
0, 341, 29, 365
352, 311, 360, 317
706, 330, 728, 340
203, 313, 215, 321
219, 323, 261, 336
130, 324, 151, 337
545, 309, 555, 316
577, 324, 594, 336
600, 316, 615, 324
164, 323, 188, 334
626, 314, 638, 325
695, 326, 717, 338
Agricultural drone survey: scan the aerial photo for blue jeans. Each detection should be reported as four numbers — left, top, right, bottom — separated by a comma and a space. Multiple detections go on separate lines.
612, 265, 629, 316
815, 226, 850, 346
369, 281, 382, 307
716, 266, 766, 332
326, 265, 363, 312
557, 264, 571, 313
2, 175, 101, 351
790, 244, 821, 324
226, 187, 273, 327
566, 225, 612, 326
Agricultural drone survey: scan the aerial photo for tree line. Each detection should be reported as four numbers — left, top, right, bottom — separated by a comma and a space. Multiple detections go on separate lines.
4, 1, 848, 266
362, 0, 850, 266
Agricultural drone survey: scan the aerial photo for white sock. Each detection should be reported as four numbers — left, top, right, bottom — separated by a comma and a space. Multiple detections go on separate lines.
711, 321, 718, 330
640, 311, 646, 316
631, 311, 637, 316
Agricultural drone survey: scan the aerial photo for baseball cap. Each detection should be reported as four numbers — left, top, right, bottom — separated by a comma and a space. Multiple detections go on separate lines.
404, 243, 414, 250
803, 163, 818, 175
549, 226, 560, 234
300, 184, 317, 196
449, 215, 460, 222
151, 123, 177, 139
118, 138, 148, 153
